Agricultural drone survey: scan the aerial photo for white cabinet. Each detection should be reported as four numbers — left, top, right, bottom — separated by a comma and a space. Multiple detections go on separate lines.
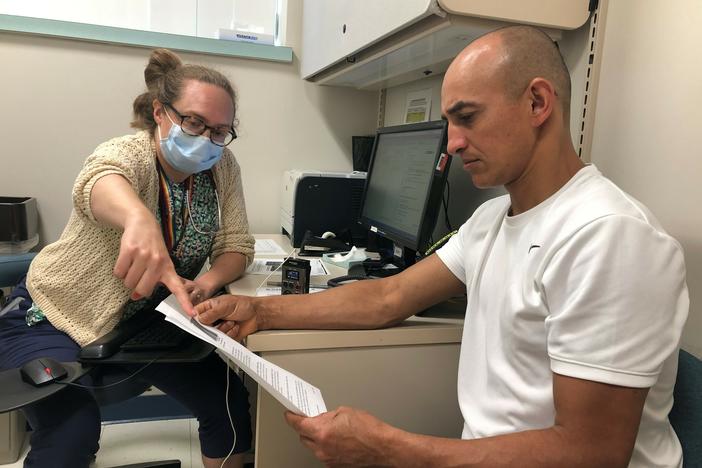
301, 0, 437, 80
301, 0, 592, 89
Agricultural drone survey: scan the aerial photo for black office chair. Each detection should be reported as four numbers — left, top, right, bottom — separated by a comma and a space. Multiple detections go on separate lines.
669, 349, 702, 468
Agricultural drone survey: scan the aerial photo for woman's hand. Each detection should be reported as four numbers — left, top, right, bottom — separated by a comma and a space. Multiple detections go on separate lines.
89, 174, 193, 314
182, 278, 217, 305
113, 211, 194, 314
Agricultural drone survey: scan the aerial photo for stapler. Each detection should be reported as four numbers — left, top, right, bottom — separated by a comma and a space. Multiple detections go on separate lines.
298, 230, 350, 256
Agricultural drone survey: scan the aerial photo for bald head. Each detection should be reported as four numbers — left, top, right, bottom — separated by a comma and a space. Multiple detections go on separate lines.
449, 25, 572, 119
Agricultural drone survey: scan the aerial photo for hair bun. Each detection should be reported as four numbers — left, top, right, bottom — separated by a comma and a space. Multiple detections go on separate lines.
144, 48, 183, 91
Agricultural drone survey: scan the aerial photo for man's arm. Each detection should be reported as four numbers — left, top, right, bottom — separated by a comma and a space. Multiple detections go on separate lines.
286, 372, 648, 468
195, 254, 465, 337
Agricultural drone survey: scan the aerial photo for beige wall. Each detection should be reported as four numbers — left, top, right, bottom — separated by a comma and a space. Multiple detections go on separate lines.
589, 0, 701, 356
0, 0, 378, 243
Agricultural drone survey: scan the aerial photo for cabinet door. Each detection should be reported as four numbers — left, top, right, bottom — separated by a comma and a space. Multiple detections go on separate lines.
301, 0, 436, 79
439, 0, 591, 30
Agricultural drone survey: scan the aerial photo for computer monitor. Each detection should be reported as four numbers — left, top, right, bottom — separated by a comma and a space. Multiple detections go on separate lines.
358, 120, 451, 269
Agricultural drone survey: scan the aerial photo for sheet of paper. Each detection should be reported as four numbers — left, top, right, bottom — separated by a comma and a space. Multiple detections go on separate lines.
156, 296, 327, 417
247, 259, 285, 274
404, 88, 432, 123
247, 258, 328, 276
255, 238, 288, 255
309, 259, 328, 276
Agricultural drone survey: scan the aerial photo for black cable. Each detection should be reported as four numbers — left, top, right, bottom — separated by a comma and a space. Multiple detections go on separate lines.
55, 355, 163, 390
442, 179, 453, 231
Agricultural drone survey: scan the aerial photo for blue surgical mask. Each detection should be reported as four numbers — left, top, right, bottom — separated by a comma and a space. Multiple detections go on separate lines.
158, 119, 223, 174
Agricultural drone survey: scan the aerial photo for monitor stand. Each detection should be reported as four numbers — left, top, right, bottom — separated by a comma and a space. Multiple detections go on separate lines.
362, 245, 416, 278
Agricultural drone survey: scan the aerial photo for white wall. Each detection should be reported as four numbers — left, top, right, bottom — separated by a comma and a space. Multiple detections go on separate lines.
0, 0, 378, 244
589, 0, 702, 357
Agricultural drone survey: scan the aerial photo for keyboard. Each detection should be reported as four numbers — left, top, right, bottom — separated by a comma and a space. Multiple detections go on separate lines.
120, 320, 188, 352
79, 310, 188, 360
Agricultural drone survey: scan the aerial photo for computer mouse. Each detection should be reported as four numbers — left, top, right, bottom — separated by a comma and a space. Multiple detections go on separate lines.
20, 357, 68, 387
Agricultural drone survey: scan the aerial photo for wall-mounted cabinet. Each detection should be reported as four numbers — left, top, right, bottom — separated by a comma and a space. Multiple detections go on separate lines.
301, 0, 592, 90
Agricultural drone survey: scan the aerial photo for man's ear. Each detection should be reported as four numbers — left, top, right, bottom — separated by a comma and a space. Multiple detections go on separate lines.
527, 78, 555, 127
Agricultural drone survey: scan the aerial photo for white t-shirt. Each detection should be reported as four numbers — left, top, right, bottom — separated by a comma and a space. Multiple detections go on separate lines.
437, 165, 688, 468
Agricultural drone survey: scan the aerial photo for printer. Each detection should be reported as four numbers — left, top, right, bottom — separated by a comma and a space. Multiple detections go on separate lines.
281, 170, 367, 247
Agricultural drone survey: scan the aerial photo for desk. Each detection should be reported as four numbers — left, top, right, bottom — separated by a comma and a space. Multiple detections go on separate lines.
230, 234, 465, 468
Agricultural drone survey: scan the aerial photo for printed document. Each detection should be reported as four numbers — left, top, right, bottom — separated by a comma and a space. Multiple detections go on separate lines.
254, 238, 288, 255
156, 296, 327, 417
247, 258, 328, 276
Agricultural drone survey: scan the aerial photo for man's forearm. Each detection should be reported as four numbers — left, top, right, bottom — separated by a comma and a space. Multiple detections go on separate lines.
383, 425, 631, 468
252, 255, 464, 332
253, 275, 409, 331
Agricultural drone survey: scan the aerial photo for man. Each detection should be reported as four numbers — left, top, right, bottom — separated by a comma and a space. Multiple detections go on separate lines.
195, 25, 688, 467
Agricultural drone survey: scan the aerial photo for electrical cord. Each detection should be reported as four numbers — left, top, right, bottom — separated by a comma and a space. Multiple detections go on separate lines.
220, 356, 237, 468
55, 355, 163, 390
424, 230, 458, 256
442, 179, 453, 231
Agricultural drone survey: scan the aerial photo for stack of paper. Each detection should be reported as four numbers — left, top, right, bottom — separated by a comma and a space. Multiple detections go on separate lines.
156, 296, 327, 417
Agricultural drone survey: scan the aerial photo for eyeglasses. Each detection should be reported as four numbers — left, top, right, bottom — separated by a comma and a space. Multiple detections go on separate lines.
164, 103, 237, 147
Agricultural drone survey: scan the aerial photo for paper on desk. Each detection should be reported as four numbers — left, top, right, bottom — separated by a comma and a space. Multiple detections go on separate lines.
247, 259, 284, 274
255, 238, 288, 255
247, 258, 328, 276
155, 295, 327, 417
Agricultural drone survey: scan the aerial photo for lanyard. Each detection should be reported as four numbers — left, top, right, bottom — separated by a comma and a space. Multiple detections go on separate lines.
156, 162, 192, 254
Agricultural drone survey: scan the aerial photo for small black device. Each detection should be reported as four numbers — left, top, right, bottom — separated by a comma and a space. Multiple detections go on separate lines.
20, 357, 68, 386
281, 258, 311, 295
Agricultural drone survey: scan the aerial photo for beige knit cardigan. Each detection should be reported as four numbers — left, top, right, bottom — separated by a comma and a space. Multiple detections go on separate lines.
27, 131, 255, 346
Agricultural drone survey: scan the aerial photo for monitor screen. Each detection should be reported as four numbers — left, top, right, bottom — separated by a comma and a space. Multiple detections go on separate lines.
359, 120, 450, 264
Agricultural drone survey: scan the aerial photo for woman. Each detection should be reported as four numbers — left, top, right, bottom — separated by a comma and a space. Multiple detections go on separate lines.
0, 48, 254, 468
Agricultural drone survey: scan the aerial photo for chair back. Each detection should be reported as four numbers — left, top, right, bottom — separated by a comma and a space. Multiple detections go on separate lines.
0, 253, 36, 306
669, 349, 702, 468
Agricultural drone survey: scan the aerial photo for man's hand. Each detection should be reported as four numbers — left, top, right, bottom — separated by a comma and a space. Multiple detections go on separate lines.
284, 407, 394, 468
194, 294, 259, 340
113, 212, 193, 315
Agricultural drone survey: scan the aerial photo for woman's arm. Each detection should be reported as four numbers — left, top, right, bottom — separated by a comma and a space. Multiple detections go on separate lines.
186, 252, 248, 303
90, 173, 194, 313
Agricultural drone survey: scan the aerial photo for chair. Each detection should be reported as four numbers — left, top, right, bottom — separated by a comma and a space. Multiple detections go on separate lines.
0, 253, 37, 307
669, 349, 702, 468
0, 254, 37, 464
0, 253, 185, 468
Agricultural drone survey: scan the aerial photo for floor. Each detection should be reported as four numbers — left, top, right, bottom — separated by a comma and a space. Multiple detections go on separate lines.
2, 418, 230, 468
